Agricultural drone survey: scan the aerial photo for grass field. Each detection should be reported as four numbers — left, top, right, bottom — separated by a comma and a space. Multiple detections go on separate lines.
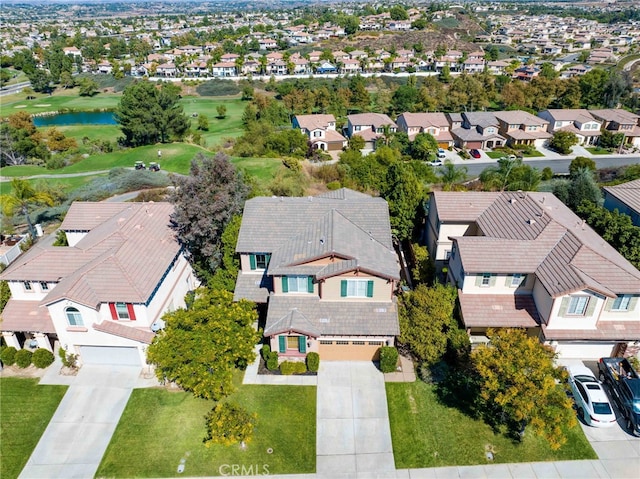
586, 147, 612, 155
0, 378, 68, 479
97, 384, 316, 477
386, 381, 597, 469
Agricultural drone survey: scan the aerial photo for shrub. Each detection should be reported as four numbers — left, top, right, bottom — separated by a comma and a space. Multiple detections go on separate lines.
266, 351, 279, 371
326, 181, 341, 190
32, 348, 55, 368
59, 347, 78, 369
306, 352, 320, 372
1, 346, 17, 366
541, 167, 554, 181
261, 344, 271, 360
280, 361, 307, 375
15, 349, 33, 368
379, 346, 399, 373
282, 157, 302, 172
196, 80, 241, 97
204, 402, 257, 447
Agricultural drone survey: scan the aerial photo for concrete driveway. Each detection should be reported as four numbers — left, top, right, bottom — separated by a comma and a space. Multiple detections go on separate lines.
20, 365, 147, 479
316, 361, 395, 478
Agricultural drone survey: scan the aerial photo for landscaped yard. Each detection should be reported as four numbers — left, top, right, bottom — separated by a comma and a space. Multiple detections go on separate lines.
97, 384, 316, 477
586, 147, 612, 155
486, 151, 505, 159
0, 378, 68, 479
386, 381, 597, 469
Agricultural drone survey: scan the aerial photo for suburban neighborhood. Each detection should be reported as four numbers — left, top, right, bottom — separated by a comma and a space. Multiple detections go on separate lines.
1, 1, 640, 479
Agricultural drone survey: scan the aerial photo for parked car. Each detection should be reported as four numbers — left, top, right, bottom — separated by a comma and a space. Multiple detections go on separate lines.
428, 159, 444, 167
149, 162, 160, 172
567, 363, 617, 427
470, 149, 481, 158
598, 357, 640, 435
134, 161, 146, 170
437, 148, 447, 159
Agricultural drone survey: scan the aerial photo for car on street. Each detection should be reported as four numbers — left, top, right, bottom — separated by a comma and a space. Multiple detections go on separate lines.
567, 363, 617, 428
428, 159, 444, 167
470, 149, 481, 159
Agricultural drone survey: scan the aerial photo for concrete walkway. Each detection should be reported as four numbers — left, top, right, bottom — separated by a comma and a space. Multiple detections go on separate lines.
243, 344, 317, 386
316, 361, 395, 478
20, 364, 158, 479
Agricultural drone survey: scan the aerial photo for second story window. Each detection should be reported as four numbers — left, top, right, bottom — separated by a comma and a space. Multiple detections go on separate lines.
23, 281, 32, 291
567, 296, 588, 316
65, 307, 84, 327
481, 273, 491, 287
282, 276, 313, 294
340, 279, 374, 298
40, 282, 49, 291
611, 295, 631, 311
249, 253, 270, 270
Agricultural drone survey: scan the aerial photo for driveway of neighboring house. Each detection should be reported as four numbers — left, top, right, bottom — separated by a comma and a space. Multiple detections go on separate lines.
19, 365, 154, 479
315, 361, 395, 478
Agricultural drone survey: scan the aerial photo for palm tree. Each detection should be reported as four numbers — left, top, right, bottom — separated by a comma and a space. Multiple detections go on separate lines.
1, 178, 54, 239
439, 162, 468, 191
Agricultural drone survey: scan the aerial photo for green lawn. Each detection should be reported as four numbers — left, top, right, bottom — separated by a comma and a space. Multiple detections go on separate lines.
97, 384, 316, 477
0, 378, 68, 479
386, 381, 596, 469
486, 151, 505, 159
522, 150, 544, 158
586, 147, 612, 155
1, 92, 121, 116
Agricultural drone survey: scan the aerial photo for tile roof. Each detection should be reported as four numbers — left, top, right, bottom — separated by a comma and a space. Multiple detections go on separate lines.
590, 109, 640, 126
540, 108, 597, 124
458, 294, 540, 328
61, 202, 131, 231
294, 114, 336, 131
542, 320, 640, 341
233, 273, 272, 303
451, 128, 506, 142
93, 320, 155, 344
264, 295, 399, 336
603, 179, 640, 215
347, 113, 397, 129
1, 202, 181, 308
494, 110, 549, 127
397, 112, 449, 128
0, 300, 55, 333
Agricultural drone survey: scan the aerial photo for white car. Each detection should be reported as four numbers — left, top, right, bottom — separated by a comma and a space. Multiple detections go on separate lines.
437, 148, 447, 159
567, 363, 617, 428
428, 159, 444, 167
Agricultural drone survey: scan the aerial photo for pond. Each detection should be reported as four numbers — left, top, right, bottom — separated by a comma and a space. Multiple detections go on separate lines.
33, 111, 117, 127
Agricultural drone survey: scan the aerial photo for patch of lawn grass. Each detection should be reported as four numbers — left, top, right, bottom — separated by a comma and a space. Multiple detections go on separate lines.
486, 151, 505, 159
0, 378, 68, 479
231, 157, 283, 182
522, 150, 545, 157
386, 381, 596, 469
181, 97, 246, 147
97, 384, 316, 477
585, 147, 611, 155
0, 93, 120, 117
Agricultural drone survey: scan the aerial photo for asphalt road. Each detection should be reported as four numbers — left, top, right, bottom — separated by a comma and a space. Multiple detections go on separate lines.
0, 81, 30, 96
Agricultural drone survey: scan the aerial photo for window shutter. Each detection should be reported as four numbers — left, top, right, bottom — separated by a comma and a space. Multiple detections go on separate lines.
558, 297, 569, 317
629, 296, 638, 311
490, 274, 497, 287
298, 336, 306, 353
475, 275, 482, 287
307, 276, 314, 293
505, 275, 512, 287
340, 280, 347, 297
278, 336, 286, 353
265, 254, 271, 267
281, 277, 288, 293
585, 297, 597, 317
249, 254, 256, 270
109, 303, 118, 320
604, 298, 613, 312
126, 303, 136, 321
366, 280, 374, 298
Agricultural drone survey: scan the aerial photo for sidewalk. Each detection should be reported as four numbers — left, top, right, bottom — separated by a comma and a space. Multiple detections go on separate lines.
242, 344, 317, 386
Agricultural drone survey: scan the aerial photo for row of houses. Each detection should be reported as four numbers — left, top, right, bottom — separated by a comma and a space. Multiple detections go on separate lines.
3, 185, 638, 366
294, 108, 640, 155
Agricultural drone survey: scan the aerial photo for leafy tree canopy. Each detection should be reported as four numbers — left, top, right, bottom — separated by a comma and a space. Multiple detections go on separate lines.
147, 288, 260, 401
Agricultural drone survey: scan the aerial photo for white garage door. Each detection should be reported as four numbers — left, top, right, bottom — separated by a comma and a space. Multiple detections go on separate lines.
553, 342, 616, 360
80, 346, 141, 366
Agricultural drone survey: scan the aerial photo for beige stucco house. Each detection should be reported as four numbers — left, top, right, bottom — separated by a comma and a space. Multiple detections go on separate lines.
426, 191, 640, 359
234, 189, 400, 361
0, 202, 198, 366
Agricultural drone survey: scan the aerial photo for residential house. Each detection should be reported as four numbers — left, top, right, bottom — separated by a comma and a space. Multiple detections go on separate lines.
589, 109, 640, 147
346, 113, 398, 154
449, 112, 506, 150
395, 112, 454, 148
211, 62, 237, 77
0, 202, 198, 365
184, 61, 209, 77
487, 60, 510, 75
514, 65, 540, 81
293, 114, 347, 152
493, 110, 552, 148
426, 191, 640, 359
537, 109, 602, 146
63, 46, 82, 58
234, 189, 400, 361
156, 63, 178, 77
603, 179, 640, 227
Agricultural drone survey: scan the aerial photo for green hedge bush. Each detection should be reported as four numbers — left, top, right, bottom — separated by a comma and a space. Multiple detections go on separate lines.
261, 344, 270, 360
306, 352, 320, 372
32, 348, 55, 368
266, 351, 279, 371
1, 346, 17, 366
279, 361, 307, 375
15, 349, 33, 368
379, 346, 399, 373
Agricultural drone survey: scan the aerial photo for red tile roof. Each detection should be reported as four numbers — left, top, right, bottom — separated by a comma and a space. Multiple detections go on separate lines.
0, 300, 55, 333
458, 294, 540, 328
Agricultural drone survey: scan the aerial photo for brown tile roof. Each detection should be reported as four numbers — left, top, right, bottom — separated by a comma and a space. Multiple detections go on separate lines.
1, 202, 181, 308
233, 273, 272, 303
61, 203, 131, 231
540, 109, 597, 125
603, 179, 640, 215
494, 110, 549, 127
590, 109, 640, 126
295, 114, 336, 131
458, 294, 540, 328
542, 320, 640, 341
347, 113, 397, 129
0, 300, 55, 333
93, 320, 155, 344
397, 112, 449, 129
431, 191, 501, 223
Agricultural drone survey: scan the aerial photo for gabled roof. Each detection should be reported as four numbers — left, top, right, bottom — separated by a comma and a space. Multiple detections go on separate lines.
1, 202, 181, 308
397, 112, 449, 129
294, 114, 336, 131
438, 192, 640, 297
603, 179, 640, 215
61, 202, 131, 231
347, 113, 397, 129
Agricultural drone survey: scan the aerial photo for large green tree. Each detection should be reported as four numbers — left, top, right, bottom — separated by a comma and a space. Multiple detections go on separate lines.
380, 161, 424, 241
410, 133, 438, 162
0, 178, 54, 239
147, 288, 260, 401
170, 153, 248, 278
472, 328, 577, 450
116, 80, 190, 146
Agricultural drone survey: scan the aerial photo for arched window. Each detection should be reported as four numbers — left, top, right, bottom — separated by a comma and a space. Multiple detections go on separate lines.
65, 307, 84, 326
